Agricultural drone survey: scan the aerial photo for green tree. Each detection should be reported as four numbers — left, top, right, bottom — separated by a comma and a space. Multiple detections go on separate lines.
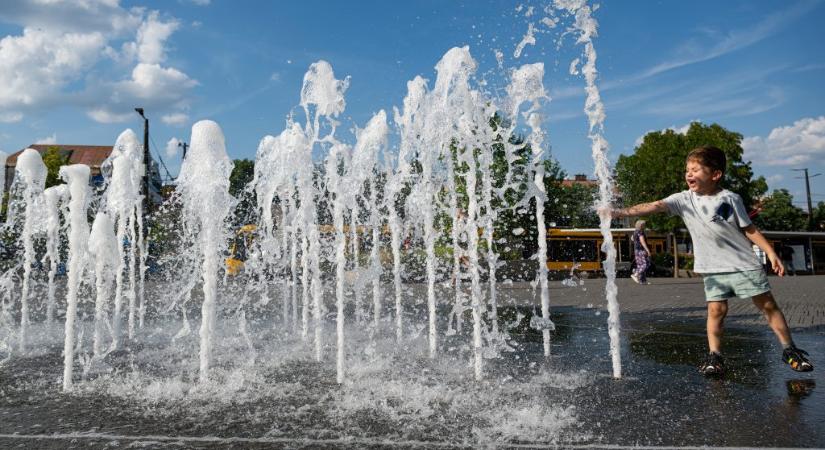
812, 201, 825, 231
752, 189, 807, 231
229, 158, 254, 196
42, 146, 70, 188
615, 122, 767, 231
229, 159, 256, 226
549, 183, 600, 228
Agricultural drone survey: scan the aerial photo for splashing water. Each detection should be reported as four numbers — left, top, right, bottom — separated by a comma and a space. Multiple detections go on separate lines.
106, 129, 143, 350
89, 212, 120, 357
13, 149, 47, 353
0, 1, 626, 442
42, 184, 68, 324
556, 0, 622, 379
60, 164, 90, 391
176, 120, 233, 382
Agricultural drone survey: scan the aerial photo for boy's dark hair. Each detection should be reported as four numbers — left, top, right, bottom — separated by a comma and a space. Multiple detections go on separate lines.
687, 146, 726, 174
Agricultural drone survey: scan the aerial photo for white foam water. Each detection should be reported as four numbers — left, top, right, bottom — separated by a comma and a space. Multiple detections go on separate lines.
555, 0, 622, 378
176, 120, 233, 382
59, 163, 90, 390
13, 148, 47, 353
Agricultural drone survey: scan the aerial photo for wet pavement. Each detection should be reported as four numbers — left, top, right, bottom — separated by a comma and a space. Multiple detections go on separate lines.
1, 276, 823, 448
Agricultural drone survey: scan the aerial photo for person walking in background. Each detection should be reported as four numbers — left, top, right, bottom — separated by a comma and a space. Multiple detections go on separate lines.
779, 244, 796, 276
631, 220, 651, 284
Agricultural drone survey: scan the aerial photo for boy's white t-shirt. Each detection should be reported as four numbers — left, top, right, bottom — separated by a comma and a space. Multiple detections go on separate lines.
663, 189, 762, 274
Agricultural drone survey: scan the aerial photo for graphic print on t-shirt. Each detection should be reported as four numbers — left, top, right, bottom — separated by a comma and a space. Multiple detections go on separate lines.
711, 202, 733, 224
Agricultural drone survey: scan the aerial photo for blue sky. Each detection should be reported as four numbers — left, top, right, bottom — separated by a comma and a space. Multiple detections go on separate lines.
1, 0, 824, 209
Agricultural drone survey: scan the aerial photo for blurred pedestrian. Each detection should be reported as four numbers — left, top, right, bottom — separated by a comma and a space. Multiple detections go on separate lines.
779, 244, 796, 276
631, 220, 651, 284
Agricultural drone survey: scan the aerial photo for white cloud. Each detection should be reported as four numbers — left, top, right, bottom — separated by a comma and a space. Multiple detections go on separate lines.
0, 1, 142, 36
0, 28, 107, 112
0, 112, 23, 123
86, 63, 197, 123
189, 0, 211, 5
0, 3, 196, 125
34, 133, 57, 145
765, 174, 784, 188
125, 63, 197, 98
87, 108, 133, 123
165, 137, 181, 158
743, 116, 825, 166
162, 112, 188, 126
123, 11, 180, 65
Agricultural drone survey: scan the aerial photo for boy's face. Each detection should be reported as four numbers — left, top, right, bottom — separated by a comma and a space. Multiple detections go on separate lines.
685, 159, 722, 195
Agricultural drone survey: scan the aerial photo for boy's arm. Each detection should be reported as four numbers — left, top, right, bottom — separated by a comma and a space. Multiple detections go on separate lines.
611, 200, 669, 219
743, 224, 785, 276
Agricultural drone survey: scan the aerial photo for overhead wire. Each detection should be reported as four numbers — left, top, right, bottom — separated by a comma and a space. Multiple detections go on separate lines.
148, 134, 176, 184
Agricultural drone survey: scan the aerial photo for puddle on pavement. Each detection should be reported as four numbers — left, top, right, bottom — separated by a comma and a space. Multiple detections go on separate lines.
0, 305, 822, 448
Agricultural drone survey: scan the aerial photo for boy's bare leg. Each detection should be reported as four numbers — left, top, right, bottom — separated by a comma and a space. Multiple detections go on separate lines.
707, 300, 728, 353
751, 291, 793, 347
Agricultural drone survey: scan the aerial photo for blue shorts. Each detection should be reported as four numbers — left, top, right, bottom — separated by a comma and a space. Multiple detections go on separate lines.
702, 269, 771, 301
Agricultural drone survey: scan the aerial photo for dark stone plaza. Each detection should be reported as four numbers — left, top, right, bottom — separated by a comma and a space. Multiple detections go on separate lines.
1, 275, 822, 449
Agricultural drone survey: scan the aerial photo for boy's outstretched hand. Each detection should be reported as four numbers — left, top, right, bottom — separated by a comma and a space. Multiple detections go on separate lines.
768, 253, 785, 277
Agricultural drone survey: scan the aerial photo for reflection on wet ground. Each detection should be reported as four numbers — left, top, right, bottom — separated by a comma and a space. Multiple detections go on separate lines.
1, 305, 822, 448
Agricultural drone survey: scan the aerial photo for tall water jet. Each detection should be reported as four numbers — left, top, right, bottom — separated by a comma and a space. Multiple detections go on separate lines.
506, 62, 553, 356
383, 151, 405, 342
89, 212, 119, 358
61, 164, 90, 391
14, 148, 47, 353
426, 45, 498, 378
299, 60, 349, 361
461, 140, 486, 380
137, 205, 148, 331
42, 185, 68, 324
400, 75, 438, 357
426, 46, 489, 360
107, 130, 141, 350
0, 151, 6, 204
391, 78, 427, 343
447, 151, 464, 334
254, 135, 285, 324
325, 142, 349, 383
254, 125, 304, 330
350, 110, 389, 330
480, 132, 499, 336
528, 110, 553, 357
558, 0, 622, 378
401, 52, 475, 357
177, 120, 233, 382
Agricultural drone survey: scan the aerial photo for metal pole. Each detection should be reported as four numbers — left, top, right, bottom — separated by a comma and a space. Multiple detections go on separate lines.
802, 169, 812, 230
134, 107, 150, 214
671, 232, 678, 278
793, 168, 821, 231
143, 117, 150, 213
809, 236, 814, 274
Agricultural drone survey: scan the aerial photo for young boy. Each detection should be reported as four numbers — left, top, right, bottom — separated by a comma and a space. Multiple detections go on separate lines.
610, 146, 813, 376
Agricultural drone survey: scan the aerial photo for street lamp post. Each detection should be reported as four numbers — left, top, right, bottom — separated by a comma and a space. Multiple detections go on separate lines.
134, 108, 151, 332
793, 168, 822, 231
135, 108, 150, 215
